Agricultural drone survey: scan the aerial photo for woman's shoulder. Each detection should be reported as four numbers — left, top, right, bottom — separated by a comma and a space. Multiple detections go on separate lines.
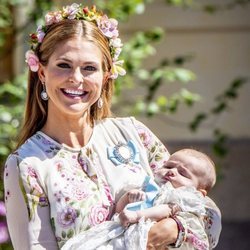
96, 116, 149, 138
92, 117, 144, 147
7, 132, 60, 163
102, 116, 135, 124
99, 116, 145, 130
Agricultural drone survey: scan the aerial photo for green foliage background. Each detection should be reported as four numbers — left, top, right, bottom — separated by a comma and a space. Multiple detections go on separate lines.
0, 0, 249, 249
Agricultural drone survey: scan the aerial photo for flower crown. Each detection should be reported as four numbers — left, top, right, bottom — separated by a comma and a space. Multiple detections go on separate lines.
25, 3, 126, 79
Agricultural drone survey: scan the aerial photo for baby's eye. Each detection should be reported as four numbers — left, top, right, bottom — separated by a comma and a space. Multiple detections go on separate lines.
57, 63, 70, 68
179, 170, 188, 177
164, 164, 173, 169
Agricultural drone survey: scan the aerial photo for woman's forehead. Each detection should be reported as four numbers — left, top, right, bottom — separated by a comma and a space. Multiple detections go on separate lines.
50, 38, 103, 61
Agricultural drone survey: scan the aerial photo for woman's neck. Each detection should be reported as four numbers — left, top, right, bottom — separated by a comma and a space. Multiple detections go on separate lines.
42, 111, 93, 148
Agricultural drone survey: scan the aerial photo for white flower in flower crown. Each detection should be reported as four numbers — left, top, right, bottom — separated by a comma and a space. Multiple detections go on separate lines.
97, 15, 119, 38
36, 25, 45, 43
45, 11, 63, 25
25, 50, 39, 72
113, 47, 122, 61
111, 60, 126, 79
109, 38, 123, 48
63, 3, 80, 19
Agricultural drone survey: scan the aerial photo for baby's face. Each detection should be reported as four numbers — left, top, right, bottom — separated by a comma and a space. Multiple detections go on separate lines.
155, 152, 204, 189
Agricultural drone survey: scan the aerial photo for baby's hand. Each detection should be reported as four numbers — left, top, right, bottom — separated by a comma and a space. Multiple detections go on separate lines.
127, 189, 146, 203
119, 209, 139, 227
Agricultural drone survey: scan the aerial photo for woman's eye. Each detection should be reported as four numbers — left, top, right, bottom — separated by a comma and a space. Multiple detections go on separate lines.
83, 65, 97, 71
57, 63, 70, 68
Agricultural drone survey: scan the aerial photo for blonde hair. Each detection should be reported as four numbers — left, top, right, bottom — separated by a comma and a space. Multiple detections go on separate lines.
16, 19, 114, 149
176, 148, 216, 192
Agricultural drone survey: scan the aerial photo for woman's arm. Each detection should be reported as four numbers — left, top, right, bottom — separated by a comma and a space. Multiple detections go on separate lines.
147, 217, 179, 249
4, 155, 58, 250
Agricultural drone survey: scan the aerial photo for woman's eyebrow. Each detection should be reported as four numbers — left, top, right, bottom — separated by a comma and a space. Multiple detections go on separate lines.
55, 57, 72, 62
55, 57, 99, 65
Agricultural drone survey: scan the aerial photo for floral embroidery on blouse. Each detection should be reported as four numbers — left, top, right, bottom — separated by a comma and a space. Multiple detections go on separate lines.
135, 124, 168, 173
186, 229, 209, 250
18, 161, 48, 219
89, 204, 109, 226
49, 149, 112, 247
204, 207, 218, 247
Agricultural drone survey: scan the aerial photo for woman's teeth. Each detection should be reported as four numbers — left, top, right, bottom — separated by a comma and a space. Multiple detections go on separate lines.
63, 89, 87, 96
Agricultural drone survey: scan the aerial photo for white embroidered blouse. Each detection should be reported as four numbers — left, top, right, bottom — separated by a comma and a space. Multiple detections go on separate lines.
4, 117, 221, 249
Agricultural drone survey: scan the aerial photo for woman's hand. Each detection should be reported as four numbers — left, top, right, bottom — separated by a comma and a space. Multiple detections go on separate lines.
147, 217, 178, 250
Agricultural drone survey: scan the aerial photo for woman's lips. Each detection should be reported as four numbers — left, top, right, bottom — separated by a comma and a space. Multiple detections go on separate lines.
61, 88, 88, 98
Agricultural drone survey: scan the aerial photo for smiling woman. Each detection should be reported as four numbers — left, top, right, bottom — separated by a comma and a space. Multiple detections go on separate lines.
38, 38, 106, 125
4, 3, 221, 250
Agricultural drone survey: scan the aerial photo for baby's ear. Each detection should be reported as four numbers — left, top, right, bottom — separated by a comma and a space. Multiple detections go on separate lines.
199, 189, 207, 196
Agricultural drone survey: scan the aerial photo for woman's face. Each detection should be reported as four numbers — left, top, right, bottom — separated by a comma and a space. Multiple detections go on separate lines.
39, 37, 106, 119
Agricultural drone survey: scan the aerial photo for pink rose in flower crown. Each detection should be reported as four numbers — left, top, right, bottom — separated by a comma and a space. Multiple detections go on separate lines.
97, 15, 119, 38
45, 11, 63, 26
36, 25, 45, 43
25, 50, 39, 72
63, 3, 80, 19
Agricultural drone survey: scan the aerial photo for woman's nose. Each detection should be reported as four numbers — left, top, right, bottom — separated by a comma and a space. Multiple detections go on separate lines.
71, 68, 84, 83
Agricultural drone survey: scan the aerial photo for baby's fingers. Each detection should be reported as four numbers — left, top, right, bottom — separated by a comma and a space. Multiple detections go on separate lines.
128, 190, 146, 203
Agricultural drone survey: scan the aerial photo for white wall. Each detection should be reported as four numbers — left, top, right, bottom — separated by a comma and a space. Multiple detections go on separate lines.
120, 0, 250, 141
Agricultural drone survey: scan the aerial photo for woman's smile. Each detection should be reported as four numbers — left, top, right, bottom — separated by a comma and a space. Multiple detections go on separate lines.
61, 88, 89, 99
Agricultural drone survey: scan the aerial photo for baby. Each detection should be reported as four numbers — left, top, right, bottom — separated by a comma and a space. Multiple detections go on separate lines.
116, 148, 216, 249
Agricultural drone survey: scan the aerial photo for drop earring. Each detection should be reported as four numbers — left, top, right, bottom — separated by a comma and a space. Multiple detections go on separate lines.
97, 97, 103, 109
41, 83, 49, 101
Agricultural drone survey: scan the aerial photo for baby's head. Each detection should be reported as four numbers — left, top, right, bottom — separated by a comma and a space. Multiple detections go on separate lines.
156, 148, 216, 196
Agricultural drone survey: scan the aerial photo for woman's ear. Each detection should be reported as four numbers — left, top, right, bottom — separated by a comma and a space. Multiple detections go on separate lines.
103, 71, 111, 85
38, 64, 46, 84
